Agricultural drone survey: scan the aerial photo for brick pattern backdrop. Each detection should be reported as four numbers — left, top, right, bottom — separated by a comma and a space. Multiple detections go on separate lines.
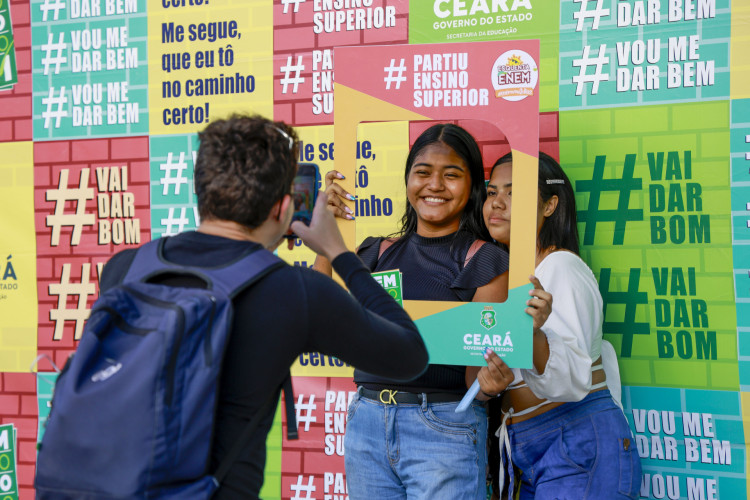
0, 1, 744, 498
273, 0, 409, 126
560, 102, 735, 390
281, 376, 356, 500
0, 372, 38, 500
34, 137, 151, 368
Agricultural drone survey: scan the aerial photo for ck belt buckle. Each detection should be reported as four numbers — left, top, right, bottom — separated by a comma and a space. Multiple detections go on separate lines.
379, 389, 399, 404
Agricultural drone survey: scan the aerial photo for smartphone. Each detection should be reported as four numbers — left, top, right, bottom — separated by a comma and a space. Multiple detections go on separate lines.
285, 163, 319, 238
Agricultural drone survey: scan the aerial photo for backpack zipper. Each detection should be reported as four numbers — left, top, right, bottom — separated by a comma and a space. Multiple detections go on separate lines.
92, 306, 153, 336
164, 305, 185, 407
121, 285, 187, 408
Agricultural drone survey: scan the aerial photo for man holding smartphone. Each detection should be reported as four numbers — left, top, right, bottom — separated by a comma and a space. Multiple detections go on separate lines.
97, 114, 429, 499
285, 162, 319, 240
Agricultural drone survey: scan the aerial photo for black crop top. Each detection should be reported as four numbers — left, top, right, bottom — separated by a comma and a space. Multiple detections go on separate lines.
354, 230, 509, 393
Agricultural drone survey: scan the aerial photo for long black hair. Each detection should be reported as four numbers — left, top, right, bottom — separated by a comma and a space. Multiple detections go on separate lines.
491, 151, 580, 255
397, 123, 490, 241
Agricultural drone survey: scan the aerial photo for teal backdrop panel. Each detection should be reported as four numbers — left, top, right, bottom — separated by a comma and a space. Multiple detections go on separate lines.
30, 0, 149, 139
560, 0, 731, 110
149, 134, 200, 239
623, 385, 745, 500
731, 98, 750, 391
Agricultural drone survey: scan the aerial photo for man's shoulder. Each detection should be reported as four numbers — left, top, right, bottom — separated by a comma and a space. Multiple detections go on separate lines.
252, 261, 324, 289
233, 261, 336, 311
99, 247, 140, 292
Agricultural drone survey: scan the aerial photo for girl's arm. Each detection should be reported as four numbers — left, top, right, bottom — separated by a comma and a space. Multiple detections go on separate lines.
520, 253, 602, 402
526, 275, 552, 374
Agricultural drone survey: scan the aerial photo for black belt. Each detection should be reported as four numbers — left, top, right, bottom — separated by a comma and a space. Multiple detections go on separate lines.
360, 387, 464, 405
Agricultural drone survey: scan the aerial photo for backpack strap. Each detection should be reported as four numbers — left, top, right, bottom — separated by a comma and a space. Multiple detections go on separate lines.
464, 239, 486, 267
283, 376, 298, 440
378, 237, 484, 267
123, 238, 284, 298
378, 238, 397, 259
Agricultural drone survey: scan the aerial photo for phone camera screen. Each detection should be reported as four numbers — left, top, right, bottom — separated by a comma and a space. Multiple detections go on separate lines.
285, 164, 319, 238
292, 176, 314, 225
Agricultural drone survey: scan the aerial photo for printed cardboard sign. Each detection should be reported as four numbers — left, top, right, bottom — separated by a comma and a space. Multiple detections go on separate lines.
334, 40, 540, 367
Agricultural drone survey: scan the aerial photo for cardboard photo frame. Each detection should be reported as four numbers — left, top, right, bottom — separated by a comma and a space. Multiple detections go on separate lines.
334, 40, 540, 367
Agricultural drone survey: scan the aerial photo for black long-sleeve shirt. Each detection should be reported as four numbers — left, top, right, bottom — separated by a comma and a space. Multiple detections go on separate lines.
99, 231, 428, 499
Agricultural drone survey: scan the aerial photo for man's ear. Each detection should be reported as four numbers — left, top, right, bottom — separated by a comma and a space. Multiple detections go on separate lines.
543, 195, 559, 217
277, 193, 293, 221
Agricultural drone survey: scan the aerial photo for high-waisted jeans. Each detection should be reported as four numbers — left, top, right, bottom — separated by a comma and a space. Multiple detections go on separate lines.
502, 390, 641, 500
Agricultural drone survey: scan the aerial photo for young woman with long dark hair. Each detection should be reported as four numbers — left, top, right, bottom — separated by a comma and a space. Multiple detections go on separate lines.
480, 152, 641, 500
320, 123, 512, 499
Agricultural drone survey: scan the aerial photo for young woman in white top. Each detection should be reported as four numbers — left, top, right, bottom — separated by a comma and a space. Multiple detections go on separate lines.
477, 152, 642, 500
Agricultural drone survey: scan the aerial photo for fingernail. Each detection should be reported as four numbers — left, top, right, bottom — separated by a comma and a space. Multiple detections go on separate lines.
485, 347, 493, 354
347, 194, 357, 201
337, 173, 345, 179
344, 206, 353, 214
345, 214, 355, 220
483, 352, 490, 360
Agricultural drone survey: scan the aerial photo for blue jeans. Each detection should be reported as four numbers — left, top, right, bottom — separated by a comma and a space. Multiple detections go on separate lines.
505, 390, 641, 500
344, 388, 488, 500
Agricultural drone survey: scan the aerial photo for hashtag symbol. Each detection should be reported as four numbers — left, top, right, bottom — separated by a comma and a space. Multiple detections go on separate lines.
46, 168, 96, 246
160, 152, 189, 195
160, 207, 190, 235
599, 268, 649, 357
384, 58, 407, 90
49, 263, 97, 341
39, 0, 66, 21
42, 33, 68, 75
42, 86, 69, 129
289, 475, 316, 500
295, 394, 317, 432
572, 45, 609, 96
572, 0, 610, 31
280, 55, 305, 94
280, 0, 305, 13
576, 154, 642, 245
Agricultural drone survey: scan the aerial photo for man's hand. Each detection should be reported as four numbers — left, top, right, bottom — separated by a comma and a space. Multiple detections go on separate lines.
292, 191, 348, 262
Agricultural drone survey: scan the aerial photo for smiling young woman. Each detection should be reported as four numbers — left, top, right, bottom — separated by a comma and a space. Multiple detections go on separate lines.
317, 123, 509, 500
406, 141, 471, 237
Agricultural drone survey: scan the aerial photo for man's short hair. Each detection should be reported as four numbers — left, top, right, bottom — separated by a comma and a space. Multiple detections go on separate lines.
194, 114, 299, 229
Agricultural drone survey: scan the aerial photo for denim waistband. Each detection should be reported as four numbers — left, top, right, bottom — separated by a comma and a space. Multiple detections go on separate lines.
359, 386, 464, 405
508, 389, 617, 438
